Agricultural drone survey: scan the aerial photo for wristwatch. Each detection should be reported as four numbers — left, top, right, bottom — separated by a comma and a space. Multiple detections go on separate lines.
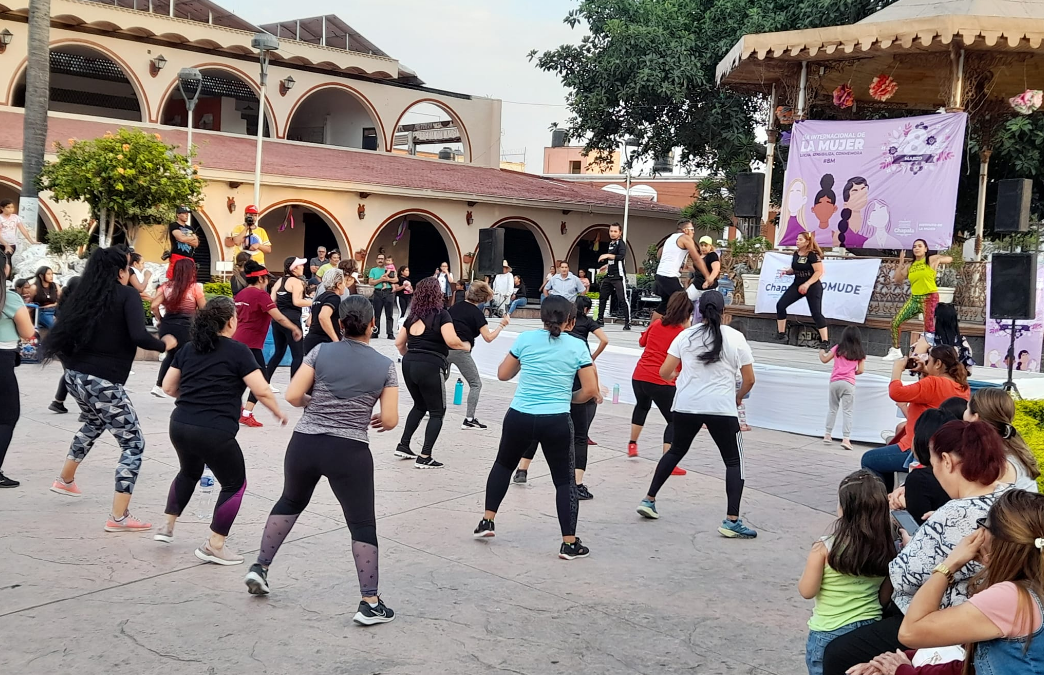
932, 563, 955, 582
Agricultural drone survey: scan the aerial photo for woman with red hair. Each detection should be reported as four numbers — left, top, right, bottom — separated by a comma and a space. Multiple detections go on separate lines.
150, 258, 205, 398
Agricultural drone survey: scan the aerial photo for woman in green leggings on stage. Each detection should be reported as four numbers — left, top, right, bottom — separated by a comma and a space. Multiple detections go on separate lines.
883, 238, 951, 361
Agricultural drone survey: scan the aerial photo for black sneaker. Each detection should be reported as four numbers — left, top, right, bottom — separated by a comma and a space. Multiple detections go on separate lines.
772, 332, 788, 343
244, 563, 270, 595
394, 444, 416, 460
512, 469, 527, 485
353, 598, 395, 626
386, 335, 395, 340
622, 324, 632, 331
0, 472, 20, 488
576, 484, 593, 500
48, 400, 68, 414
474, 518, 495, 538
414, 455, 444, 469
461, 418, 487, 430
559, 538, 590, 560
817, 340, 831, 350
371, 331, 380, 339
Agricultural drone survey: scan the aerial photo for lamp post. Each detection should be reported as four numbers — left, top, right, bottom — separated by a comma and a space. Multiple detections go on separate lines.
250, 32, 279, 209
177, 67, 202, 158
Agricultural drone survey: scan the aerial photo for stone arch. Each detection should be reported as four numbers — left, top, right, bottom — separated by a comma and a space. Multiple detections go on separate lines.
366, 209, 462, 279
489, 217, 554, 300
257, 200, 350, 270
566, 224, 639, 276
0, 177, 60, 240
156, 63, 277, 137
284, 83, 385, 150
388, 98, 473, 164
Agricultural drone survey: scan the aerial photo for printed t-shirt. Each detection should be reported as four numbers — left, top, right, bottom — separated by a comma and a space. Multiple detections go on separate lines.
171, 337, 260, 434
449, 301, 487, 348
633, 319, 686, 386
168, 221, 195, 258
668, 324, 754, 417
792, 250, 820, 281
233, 286, 276, 350
509, 329, 592, 415
909, 259, 938, 296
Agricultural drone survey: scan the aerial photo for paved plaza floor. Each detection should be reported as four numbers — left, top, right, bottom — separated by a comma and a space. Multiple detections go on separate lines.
0, 325, 871, 674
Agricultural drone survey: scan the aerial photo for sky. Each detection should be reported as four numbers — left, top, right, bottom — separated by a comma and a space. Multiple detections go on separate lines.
221, 0, 582, 173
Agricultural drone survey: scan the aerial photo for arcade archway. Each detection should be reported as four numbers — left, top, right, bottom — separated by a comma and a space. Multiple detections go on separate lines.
391, 101, 470, 163
257, 203, 348, 272
286, 86, 382, 150
0, 182, 57, 242
491, 218, 552, 300
566, 225, 639, 277
367, 211, 460, 281
160, 67, 273, 138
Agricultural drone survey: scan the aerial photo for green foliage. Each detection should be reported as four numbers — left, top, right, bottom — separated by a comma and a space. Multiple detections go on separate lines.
643, 244, 659, 275
142, 298, 153, 325
1013, 400, 1044, 492
586, 291, 600, 300
45, 226, 90, 257
727, 236, 772, 256
681, 178, 734, 235
203, 281, 232, 298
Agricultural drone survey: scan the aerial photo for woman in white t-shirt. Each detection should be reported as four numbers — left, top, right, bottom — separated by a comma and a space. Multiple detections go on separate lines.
636, 290, 757, 539
0, 199, 38, 255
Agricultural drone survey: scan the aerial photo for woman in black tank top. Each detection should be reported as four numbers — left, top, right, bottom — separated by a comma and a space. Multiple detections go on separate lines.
266, 257, 310, 379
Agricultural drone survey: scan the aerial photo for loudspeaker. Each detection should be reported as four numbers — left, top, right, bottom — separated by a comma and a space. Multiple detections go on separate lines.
990, 253, 1037, 320
476, 228, 505, 277
734, 172, 765, 218
995, 179, 1032, 233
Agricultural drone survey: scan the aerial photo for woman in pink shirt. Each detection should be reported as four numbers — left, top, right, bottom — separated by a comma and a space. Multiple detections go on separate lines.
820, 327, 865, 450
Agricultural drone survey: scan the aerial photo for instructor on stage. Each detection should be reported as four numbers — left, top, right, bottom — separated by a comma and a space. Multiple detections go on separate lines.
596, 223, 632, 331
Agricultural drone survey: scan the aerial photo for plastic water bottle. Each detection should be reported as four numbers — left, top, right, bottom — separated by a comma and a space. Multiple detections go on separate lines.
453, 378, 464, 405
612, 384, 620, 404
196, 466, 215, 520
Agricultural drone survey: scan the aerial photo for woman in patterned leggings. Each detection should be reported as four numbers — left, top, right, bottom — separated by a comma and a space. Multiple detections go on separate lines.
884, 239, 951, 361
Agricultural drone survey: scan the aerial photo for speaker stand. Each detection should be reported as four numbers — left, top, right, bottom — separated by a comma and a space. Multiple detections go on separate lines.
1003, 317, 1021, 398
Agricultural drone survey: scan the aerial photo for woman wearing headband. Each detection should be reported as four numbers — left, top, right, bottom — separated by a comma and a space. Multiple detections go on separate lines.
266, 256, 310, 379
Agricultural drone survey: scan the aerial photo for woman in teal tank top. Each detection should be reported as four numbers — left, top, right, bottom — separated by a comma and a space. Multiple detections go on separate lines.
885, 239, 952, 361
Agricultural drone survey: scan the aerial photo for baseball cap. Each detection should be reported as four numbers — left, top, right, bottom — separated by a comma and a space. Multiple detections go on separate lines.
699, 235, 714, 246
244, 205, 259, 215
698, 290, 725, 313
176, 205, 191, 214
291, 257, 307, 269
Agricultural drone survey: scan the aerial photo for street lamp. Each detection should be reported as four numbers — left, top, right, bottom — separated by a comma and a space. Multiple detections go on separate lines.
250, 32, 279, 209
177, 67, 202, 158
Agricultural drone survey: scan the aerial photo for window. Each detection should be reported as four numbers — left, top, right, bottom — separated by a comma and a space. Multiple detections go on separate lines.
569, 160, 582, 174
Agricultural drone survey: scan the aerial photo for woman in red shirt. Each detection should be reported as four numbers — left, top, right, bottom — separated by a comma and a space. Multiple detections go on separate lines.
861, 346, 970, 491
629, 291, 691, 473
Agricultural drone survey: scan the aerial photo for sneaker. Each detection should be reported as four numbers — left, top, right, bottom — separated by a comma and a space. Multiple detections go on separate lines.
50, 478, 81, 497
48, 400, 68, 414
154, 523, 174, 543
512, 469, 527, 485
627, 441, 638, 458
587, 438, 597, 446
576, 484, 593, 500
239, 413, 263, 428
150, 385, 170, 399
0, 472, 19, 488
558, 538, 590, 560
394, 444, 416, 460
194, 540, 245, 566
636, 499, 659, 519
268, 384, 280, 394
881, 430, 895, 443
718, 518, 758, 539
244, 563, 270, 595
823, 435, 833, 445
840, 440, 854, 451
882, 347, 905, 361
461, 418, 487, 430
473, 518, 496, 538
671, 466, 687, 476
105, 512, 152, 533
414, 456, 444, 469
772, 332, 788, 343
353, 598, 395, 626
622, 324, 632, 331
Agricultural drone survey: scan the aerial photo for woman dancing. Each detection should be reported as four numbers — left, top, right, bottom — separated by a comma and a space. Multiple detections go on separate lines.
266, 257, 310, 379
0, 250, 36, 487
774, 231, 828, 349
150, 258, 205, 398
884, 239, 952, 361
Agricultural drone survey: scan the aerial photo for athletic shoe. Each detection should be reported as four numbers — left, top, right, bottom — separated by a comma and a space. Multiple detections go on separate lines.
386, 335, 395, 340
882, 347, 905, 361
0, 472, 19, 488
627, 441, 638, 458
622, 324, 632, 331
636, 499, 659, 519
268, 384, 280, 394
48, 400, 68, 414
461, 418, 487, 430
50, 478, 81, 497
558, 538, 590, 560
823, 435, 833, 445
394, 444, 416, 460
881, 430, 894, 443
576, 484, 593, 500
414, 456, 444, 469
371, 331, 380, 339
150, 386, 170, 399
244, 563, 270, 595
840, 440, 854, 451
195, 540, 244, 566
671, 466, 687, 476
473, 518, 495, 538
512, 469, 527, 485
239, 413, 263, 428
154, 523, 174, 543
104, 512, 152, 533
772, 332, 788, 343
587, 438, 597, 446
718, 518, 758, 539
353, 598, 395, 626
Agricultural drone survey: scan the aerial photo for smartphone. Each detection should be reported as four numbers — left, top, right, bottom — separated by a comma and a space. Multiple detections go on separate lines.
904, 357, 918, 370
892, 509, 920, 535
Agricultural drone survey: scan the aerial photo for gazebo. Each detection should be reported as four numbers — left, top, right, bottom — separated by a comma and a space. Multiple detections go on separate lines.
716, 0, 1044, 256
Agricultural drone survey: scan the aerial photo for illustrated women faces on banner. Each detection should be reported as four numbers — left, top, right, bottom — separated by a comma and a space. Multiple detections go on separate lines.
777, 178, 808, 246
809, 175, 838, 247
834, 176, 870, 248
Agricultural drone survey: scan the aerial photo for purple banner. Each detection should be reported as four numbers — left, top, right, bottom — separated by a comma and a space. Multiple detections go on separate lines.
984, 258, 1044, 373
777, 113, 967, 250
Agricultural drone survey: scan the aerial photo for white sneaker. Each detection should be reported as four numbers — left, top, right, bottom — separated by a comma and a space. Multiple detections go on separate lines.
151, 385, 171, 398
882, 347, 905, 361
269, 384, 280, 394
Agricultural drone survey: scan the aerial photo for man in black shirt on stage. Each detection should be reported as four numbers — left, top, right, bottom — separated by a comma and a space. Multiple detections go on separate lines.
596, 223, 631, 330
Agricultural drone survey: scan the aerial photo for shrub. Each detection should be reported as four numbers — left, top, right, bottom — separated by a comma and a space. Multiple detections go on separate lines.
203, 281, 232, 297
142, 298, 153, 325
586, 292, 600, 301
45, 226, 90, 257
1013, 399, 1044, 492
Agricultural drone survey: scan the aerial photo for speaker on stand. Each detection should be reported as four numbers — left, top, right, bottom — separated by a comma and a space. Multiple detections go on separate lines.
734, 173, 765, 239
990, 252, 1038, 395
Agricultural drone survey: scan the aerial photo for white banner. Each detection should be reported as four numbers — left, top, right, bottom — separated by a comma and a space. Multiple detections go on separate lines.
754, 252, 881, 323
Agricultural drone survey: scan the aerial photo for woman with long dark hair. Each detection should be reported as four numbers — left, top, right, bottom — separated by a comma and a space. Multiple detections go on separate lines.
31, 265, 61, 329
43, 247, 176, 531
245, 296, 400, 626
393, 276, 468, 468
150, 258, 205, 398
474, 295, 599, 559
47, 275, 80, 414
230, 252, 251, 296
774, 231, 828, 348
394, 265, 412, 317
0, 250, 36, 487
884, 239, 952, 361
637, 291, 758, 539
157, 296, 287, 564
266, 256, 309, 380
912, 302, 973, 370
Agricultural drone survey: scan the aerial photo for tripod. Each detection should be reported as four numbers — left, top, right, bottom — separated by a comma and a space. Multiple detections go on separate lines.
1003, 317, 1021, 397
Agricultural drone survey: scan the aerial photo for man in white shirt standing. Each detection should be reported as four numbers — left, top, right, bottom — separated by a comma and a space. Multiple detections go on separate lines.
545, 261, 586, 303
491, 260, 515, 317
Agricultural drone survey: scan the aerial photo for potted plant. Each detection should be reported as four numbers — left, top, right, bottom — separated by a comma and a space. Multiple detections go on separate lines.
734, 262, 762, 306
936, 267, 958, 304
463, 251, 475, 265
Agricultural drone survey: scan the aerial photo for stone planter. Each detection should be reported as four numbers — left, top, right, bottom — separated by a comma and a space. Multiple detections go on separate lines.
741, 274, 761, 306
937, 286, 955, 304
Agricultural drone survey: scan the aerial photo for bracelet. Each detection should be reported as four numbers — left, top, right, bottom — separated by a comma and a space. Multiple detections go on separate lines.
932, 563, 955, 582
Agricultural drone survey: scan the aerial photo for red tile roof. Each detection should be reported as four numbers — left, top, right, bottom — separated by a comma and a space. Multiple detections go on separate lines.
0, 111, 680, 216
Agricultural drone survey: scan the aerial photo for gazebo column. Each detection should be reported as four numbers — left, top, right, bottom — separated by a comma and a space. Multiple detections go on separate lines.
761, 83, 778, 238
974, 148, 992, 260
796, 61, 808, 119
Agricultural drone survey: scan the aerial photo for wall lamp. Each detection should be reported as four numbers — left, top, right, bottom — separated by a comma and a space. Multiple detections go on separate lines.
0, 29, 13, 54
149, 54, 167, 78
279, 75, 295, 97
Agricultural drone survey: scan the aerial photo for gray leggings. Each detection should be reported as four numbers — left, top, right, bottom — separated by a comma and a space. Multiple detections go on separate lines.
447, 349, 482, 418
825, 380, 855, 438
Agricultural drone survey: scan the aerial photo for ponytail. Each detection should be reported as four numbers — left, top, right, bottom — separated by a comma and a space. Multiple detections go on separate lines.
191, 296, 235, 354
930, 344, 968, 391
696, 302, 724, 364
540, 295, 575, 340
838, 208, 852, 247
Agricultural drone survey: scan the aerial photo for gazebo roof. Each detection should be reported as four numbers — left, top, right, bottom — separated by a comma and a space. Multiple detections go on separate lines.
859, 0, 1044, 23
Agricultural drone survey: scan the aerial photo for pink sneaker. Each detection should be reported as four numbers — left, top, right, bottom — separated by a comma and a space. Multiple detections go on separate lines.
105, 512, 152, 532
50, 478, 82, 497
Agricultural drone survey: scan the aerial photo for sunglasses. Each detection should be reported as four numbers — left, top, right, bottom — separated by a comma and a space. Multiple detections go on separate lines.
976, 516, 992, 532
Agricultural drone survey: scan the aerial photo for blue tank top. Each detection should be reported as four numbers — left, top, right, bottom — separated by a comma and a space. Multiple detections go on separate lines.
974, 590, 1044, 674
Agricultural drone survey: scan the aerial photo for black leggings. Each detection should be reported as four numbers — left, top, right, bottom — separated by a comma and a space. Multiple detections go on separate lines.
648, 413, 745, 516
0, 351, 19, 471
521, 399, 595, 472
257, 432, 379, 596
487, 408, 578, 536
399, 355, 446, 456
631, 379, 676, 445
156, 314, 192, 387
165, 420, 246, 536
247, 348, 266, 405
397, 294, 411, 316
266, 318, 304, 380
55, 370, 68, 402
776, 279, 826, 329
823, 608, 906, 675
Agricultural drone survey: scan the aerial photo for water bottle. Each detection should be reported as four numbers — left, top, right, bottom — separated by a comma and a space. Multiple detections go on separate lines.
453, 378, 464, 406
196, 465, 215, 520
612, 383, 620, 404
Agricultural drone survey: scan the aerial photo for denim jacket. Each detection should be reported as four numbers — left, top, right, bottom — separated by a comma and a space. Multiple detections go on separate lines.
974, 590, 1044, 674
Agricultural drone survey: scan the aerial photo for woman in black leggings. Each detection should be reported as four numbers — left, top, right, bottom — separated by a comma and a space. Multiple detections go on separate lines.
474, 295, 600, 560
244, 295, 400, 626
156, 296, 287, 565
47, 275, 79, 415
393, 276, 467, 468
266, 256, 309, 379
151, 258, 205, 398
636, 291, 758, 539
774, 231, 828, 348
0, 250, 37, 487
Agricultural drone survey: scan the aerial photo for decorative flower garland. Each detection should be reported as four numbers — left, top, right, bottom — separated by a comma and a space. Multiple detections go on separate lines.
870, 74, 899, 102
832, 83, 854, 109
1010, 89, 1043, 115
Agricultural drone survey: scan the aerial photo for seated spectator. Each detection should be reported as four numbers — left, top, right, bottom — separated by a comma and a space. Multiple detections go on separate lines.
912, 303, 974, 371
938, 396, 968, 421
823, 420, 1009, 674
889, 409, 955, 526
965, 388, 1041, 493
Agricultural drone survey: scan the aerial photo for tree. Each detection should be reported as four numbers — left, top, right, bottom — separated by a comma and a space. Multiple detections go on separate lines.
20, 0, 51, 231
38, 129, 205, 248
681, 177, 734, 234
